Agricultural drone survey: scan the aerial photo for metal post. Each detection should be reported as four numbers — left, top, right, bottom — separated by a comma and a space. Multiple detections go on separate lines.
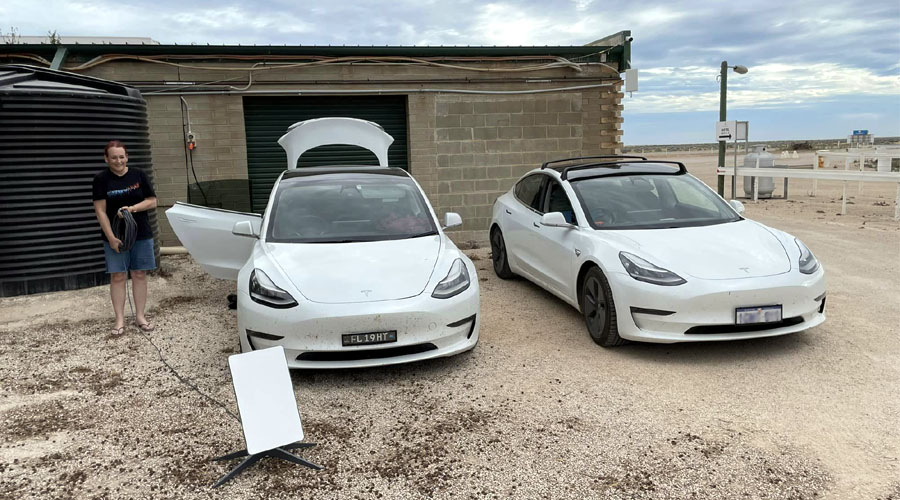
895, 184, 900, 220
812, 154, 820, 197
858, 152, 864, 194
732, 138, 738, 199
717, 61, 728, 196
842, 157, 849, 215
752, 155, 760, 202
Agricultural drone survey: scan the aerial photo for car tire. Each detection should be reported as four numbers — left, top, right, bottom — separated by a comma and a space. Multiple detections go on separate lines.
490, 227, 516, 279
580, 266, 624, 347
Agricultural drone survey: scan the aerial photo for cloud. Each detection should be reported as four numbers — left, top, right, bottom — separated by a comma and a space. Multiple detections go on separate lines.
3, 0, 897, 142
628, 62, 900, 113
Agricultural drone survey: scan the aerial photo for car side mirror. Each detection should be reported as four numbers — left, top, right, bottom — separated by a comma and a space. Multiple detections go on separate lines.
443, 212, 463, 229
728, 200, 745, 216
540, 211, 576, 228
232, 220, 259, 238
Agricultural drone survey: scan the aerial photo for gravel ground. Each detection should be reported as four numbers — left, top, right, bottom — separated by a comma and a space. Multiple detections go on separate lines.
1, 152, 898, 499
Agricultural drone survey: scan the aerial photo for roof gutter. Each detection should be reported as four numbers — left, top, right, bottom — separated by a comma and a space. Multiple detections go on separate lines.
142, 82, 617, 97
586, 30, 632, 72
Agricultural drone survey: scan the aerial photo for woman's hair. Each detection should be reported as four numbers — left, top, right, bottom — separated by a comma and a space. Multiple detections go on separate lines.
104, 140, 128, 157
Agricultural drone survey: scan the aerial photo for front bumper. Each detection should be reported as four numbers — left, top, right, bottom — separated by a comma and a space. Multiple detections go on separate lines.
237, 281, 480, 369
609, 268, 826, 343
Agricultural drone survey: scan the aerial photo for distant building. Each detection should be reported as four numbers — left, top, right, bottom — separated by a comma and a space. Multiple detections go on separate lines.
0, 33, 631, 245
13, 36, 159, 45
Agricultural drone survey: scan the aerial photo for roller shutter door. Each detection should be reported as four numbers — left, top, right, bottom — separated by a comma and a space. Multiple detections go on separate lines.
243, 95, 409, 213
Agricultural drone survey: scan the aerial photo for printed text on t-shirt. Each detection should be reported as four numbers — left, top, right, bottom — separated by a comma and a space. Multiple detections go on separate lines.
107, 182, 140, 198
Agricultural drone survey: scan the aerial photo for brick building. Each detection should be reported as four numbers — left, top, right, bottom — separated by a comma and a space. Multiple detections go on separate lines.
1, 33, 631, 246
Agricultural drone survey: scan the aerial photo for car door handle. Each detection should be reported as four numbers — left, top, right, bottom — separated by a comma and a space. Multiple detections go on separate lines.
505, 209, 512, 214
533, 222, 540, 228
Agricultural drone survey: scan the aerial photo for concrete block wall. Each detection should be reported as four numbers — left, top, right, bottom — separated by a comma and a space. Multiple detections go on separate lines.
428, 94, 583, 242
140, 94, 249, 245
82, 60, 623, 247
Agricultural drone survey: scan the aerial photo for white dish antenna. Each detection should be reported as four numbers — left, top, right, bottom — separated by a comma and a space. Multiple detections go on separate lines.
212, 346, 320, 488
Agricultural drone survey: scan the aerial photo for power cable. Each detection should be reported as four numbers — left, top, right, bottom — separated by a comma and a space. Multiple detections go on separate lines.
134, 325, 241, 423
179, 97, 208, 205
112, 208, 137, 252
188, 147, 208, 206
114, 207, 238, 421
120, 263, 240, 423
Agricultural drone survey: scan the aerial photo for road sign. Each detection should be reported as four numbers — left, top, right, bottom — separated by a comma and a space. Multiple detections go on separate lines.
717, 120, 736, 142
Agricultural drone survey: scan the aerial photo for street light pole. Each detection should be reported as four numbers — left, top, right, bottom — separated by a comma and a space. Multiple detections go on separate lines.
717, 61, 728, 196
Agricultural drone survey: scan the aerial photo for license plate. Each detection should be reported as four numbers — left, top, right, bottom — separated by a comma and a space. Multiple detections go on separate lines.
342, 331, 398, 347
735, 305, 782, 325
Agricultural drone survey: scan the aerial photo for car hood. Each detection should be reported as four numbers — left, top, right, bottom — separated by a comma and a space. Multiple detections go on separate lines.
265, 235, 441, 303
612, 220, 791, 279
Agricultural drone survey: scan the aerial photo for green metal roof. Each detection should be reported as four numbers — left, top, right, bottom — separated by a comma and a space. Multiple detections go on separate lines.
0, 30, 632, 71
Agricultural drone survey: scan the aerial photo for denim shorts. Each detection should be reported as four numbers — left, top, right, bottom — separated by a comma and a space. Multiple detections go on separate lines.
103, 238, 156, 273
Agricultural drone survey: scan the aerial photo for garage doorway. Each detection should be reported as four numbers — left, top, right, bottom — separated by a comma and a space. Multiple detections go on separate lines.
243, 95, 409, 212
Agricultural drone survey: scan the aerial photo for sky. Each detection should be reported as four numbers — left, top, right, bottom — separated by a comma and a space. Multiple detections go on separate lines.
2, 0, 898, 145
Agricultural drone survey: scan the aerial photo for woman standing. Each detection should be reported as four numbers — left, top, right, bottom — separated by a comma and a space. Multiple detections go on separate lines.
92, 141, 158, 335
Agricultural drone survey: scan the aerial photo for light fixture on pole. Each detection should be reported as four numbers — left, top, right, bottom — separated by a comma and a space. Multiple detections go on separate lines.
717, 61, 749, 196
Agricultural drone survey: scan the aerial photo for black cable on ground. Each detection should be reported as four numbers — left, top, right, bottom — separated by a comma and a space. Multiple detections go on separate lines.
135, 326, 241, 423
117, 232, 239, 423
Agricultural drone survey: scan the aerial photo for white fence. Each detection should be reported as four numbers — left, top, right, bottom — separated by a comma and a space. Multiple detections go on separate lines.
720, 165, 900, 220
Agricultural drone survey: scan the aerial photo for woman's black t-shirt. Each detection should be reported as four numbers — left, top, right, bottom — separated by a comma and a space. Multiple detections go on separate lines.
92, 168, 156, 242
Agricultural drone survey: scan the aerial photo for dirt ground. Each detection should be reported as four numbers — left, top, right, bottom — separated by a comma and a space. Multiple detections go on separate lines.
1, 152, 898, 499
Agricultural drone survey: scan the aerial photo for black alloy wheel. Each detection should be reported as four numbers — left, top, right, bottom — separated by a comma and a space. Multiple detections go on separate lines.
490, 227, 515, 279
581, 267, 624, 347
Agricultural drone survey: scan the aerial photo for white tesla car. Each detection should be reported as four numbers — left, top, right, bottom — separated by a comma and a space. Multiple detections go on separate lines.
490, 156, 826, 346
166, 118, 479, 368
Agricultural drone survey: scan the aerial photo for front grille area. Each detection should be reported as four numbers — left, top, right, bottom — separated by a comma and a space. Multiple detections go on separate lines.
447, 314, 478, 339
685, 316, 804, 335
296, 343, 438, 362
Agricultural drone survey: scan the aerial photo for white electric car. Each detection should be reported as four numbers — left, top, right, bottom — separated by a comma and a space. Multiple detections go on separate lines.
490, 156, 826, 346
166, 118, 479, 368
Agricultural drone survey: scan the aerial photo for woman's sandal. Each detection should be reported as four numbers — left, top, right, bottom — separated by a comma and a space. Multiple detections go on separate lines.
109, 326, 126, 336
135, 321, 155, 332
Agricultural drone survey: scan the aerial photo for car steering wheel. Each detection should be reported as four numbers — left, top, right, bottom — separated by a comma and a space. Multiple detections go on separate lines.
287, 215, 329, 237
592, 208, 617, 226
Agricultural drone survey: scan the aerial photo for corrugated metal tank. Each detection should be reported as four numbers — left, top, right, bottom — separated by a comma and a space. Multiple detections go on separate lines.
0, 65, 158, 297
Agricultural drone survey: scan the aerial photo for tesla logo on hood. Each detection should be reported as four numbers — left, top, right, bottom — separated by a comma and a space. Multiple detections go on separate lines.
739, 267, 750, 273
360, 289, 372, 297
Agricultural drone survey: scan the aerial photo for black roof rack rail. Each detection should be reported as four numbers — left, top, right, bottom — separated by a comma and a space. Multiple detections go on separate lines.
541, 155, 648, 170
561, 160, 688, 181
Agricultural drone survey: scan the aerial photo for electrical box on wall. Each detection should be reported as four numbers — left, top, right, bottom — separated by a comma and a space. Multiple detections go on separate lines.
625, 69, 638, 93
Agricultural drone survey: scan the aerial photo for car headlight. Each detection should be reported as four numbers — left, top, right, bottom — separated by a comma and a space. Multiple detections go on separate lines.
432, 259, 470, 299
795, 239, 819, 274
618, 252, 686, 286
249, 269, 298, 308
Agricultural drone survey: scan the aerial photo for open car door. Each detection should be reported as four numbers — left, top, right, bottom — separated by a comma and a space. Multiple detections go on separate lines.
165, 202, 261, 280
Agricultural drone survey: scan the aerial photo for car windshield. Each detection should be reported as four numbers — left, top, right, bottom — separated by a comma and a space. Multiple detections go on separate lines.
570, 174, 741, 229
266, 174, 437, 243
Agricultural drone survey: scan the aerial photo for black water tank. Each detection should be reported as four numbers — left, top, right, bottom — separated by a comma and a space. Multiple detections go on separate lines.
0, 65, 159, 297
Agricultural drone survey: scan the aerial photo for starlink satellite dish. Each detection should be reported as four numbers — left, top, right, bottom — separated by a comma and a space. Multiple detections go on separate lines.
212, 346, 320, 488
229, 346, 304, 454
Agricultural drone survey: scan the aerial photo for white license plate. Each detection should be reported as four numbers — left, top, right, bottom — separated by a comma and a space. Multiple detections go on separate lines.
342, 331, 397, 347
735, 305, 782, 325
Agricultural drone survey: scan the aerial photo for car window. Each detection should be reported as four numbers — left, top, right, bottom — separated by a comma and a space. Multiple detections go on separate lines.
545, 181, 576, 224
514, 174, 546, 212
571, 174, 740, 229
266, 175, 437, 243
669, 177, 722, 212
